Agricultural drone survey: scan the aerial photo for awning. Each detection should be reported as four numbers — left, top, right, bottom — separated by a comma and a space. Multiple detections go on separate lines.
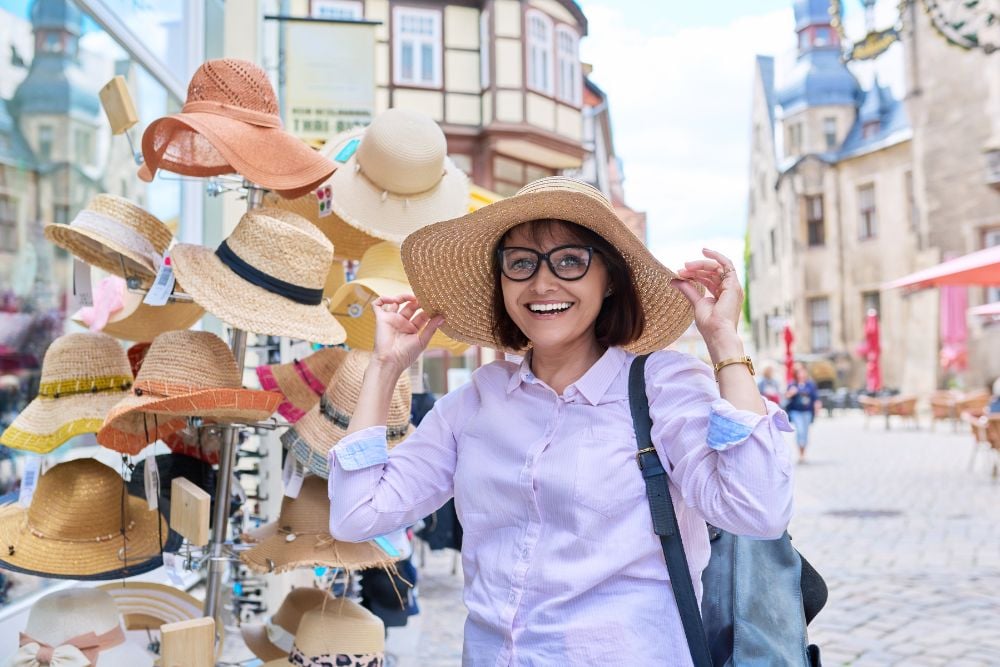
883, 245, 1000, 291
968, 301, 1000, 319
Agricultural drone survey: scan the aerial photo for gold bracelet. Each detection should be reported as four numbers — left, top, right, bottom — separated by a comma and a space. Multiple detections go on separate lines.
713, 356, 755, 381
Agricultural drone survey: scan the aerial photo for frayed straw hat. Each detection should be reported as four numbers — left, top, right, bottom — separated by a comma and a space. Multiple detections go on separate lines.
98, 330, 282, 455
44, 194, 172, 282
256, 347, 348, 423
72, 280, 204, 342
241, 588, 334, 661
0, 332, 133, 454
400, 176, 695, 354
330, 241, 468, 354
138, 59, 335, 199
170, 207, 347, 345
281, 350, 413, 479
0, 459, 168, 580
239, 476, 397, 574
261, 602, 384, 667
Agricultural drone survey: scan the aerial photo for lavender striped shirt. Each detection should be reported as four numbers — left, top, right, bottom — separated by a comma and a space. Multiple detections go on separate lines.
328, 347, 794, 666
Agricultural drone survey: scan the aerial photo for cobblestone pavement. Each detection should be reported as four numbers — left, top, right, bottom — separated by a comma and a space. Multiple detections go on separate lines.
389, 412, 1000, 666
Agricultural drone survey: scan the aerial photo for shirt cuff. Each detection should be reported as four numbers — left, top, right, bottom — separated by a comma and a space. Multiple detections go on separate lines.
706, 398, 793, 451
331, 426, 389, 471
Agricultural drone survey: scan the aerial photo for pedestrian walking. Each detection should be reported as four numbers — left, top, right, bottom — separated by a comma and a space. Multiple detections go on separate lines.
327, 178, 793, 665
785, 363, 820, 462
757, 363, 783, 405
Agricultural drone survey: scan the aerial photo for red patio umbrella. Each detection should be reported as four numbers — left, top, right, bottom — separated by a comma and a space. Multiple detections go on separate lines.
864, 309, 882, 393
783, 323, 795, 385
883, 245, 1000, 291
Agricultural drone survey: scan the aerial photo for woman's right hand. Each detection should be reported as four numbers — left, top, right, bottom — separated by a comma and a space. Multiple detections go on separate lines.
371, 294, 445, 376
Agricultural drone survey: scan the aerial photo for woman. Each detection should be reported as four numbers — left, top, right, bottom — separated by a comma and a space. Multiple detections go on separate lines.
757, 363, 783, 405
328, 178, 793, 665
785, 363, 820, 462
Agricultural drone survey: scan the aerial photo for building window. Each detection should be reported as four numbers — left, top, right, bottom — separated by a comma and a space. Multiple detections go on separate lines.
862, 290, 881, 318
985, 228, 1000, 304
493, 155, 552, 195
808, 296, 831, 352
526, 10, 554, 96
53, 203, 70, 225
74, 128, 93, 166
555, 25, 580, 105
393, 6, 442, 88
823, 116, 837, 149
0, 195, 16, 252
862, 120, 880, 139
787, 122, 802, 155
310, 0, 362, 19
806, 195, 825, 246
480, 10, 490, 88
769, 228, 777, 264
38, 124, 53, 162
858, 183, 877, 239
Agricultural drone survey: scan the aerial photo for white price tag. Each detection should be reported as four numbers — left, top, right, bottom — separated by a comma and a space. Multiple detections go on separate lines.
282, 454, 305, 499
143, 460, 159, 511
18, 456, 42, 507
143, 257, 175, 306
73, 260, 93, 307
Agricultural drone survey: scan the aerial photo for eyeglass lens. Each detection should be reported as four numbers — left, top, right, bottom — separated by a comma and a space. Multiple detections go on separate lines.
500, 246, 593, 281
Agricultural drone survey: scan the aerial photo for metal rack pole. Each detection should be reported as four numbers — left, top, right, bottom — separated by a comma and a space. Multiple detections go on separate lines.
203, 184, 264, 623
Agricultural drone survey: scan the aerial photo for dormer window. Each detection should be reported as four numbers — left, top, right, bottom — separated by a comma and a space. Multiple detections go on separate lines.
526, 10, 554, 96
862, 120, 880, 139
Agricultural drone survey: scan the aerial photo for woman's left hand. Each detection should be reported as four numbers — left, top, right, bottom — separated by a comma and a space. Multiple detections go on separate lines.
672, 248, 743, 345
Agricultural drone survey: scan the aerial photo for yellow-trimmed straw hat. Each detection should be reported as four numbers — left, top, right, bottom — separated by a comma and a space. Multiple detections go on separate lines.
261, 602, 384, 666
0, 332, 133, 454
400, 176, 695, 354
329, 241, 467, 354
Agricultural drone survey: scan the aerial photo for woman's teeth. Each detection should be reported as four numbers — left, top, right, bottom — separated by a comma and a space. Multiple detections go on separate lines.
528, 302, 572, 313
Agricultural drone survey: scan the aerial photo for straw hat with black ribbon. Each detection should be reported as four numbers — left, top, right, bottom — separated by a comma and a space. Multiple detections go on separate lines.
256, 347, 348, 424
400, 176, 696, 354
0, 458, 168, 580
44, 194, 173, 283
329, 241, 468, 354
170, 207, 347, 345
0, 332, 133, 454
98, 330, 282, 455
239, 475, 397, 574
138, 59, 335, 199
260, 602, 384, 667
281, 350, 413, 479
241, 588, 335, 662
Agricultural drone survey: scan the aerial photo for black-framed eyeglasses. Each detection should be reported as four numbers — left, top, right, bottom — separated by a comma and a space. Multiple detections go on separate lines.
497, 245, 597, 282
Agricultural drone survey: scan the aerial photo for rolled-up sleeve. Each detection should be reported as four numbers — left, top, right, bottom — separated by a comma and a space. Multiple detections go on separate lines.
327, 381, 478, 543
645, 351, 794, 539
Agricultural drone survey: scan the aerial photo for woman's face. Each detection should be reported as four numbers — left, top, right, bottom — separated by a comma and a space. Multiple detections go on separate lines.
500, 222, 610, 352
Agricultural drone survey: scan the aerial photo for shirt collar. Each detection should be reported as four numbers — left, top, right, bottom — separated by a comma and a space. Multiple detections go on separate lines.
505, 346, 628, 406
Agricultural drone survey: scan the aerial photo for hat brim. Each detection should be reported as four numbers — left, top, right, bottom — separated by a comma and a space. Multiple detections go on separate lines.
241, 624, 290, 662
283, 414, 413, 479
239, 531, 397, 575
0, 498, 168, 579
0, 391, 132, 454
262, 191, 381, 262
400, 189, 696, 354
170, 243, 346, 345
139, 114, 335, 199
97, 581, 205, 629
257, 348, 349, 424
44, 222, 157, 280
330, 279, 468, 354
72, 293, 205, 343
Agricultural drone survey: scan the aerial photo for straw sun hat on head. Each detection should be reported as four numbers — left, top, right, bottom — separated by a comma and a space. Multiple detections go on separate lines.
281, 349, 413, 479
139, 59, 335, 199
241, 588, 335, 661
98, 330, 282, 455
44, 194, 173, 282
261, 602, 384, 667
239, 475, 396, 575
170, 207, 347, 345
330, 241, 468, 354
400, 176, 696, 354
0, 332, 133, 454
256, 347, 348, 423
0, 458, 168, 580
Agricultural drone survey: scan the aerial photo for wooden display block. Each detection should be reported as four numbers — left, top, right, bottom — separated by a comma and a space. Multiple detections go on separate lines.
161, 617, 215, 667
170, 477, 211, 546
99, 75, 138, 135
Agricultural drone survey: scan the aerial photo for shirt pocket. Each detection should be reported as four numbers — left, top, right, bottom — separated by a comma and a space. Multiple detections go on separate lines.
572, 429, 647, 520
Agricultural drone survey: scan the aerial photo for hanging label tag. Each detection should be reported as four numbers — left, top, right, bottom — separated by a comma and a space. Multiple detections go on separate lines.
334, 138, 360, 163
282, 454, 305, 499
373, 535, 401, 558
162, 552, 185, 585
144, 460, 159, 511
316, 185, 333, 218
18, 456, 43, 507
73, 260, 93, 307
143, 256, 175, 306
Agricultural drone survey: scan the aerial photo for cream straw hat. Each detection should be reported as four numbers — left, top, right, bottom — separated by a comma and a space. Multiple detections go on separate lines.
170, 207, 347, 344
256, 347, 348, 423
239, 476, 396, 574
241, 588, 334, 662
72, 282, 205, 342
0, 332, 133, 454
282, 350, 413, 479
330, 241, 468, 354
44, 194, 173, 282
401, 176, 696, 354
261, 602, 384, 666
98, 330, 282, 455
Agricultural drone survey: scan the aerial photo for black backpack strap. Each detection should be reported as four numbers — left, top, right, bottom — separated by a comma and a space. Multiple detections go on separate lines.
629, 354, 714, 667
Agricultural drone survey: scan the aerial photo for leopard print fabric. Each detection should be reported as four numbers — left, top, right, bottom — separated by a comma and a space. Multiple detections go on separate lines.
288, 644, 383, 667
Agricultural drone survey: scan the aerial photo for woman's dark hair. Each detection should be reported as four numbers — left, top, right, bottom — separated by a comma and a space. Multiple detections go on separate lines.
490, 219, 644, 350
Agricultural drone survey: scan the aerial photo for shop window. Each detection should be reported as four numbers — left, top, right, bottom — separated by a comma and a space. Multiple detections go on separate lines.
0, 194, 16, 252
393, 6, 442, 88
526, 10, 554, 96
858, 183, 877, 239
480, 10, 490, 88
806, 195, 824, 247
808, 296, 831, 352
310, 0, 363, 19
555, 25, 580, 105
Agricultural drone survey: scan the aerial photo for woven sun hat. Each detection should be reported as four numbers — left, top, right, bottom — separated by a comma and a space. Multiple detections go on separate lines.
239, 475, 397, 574
72, 278, 205, 342
138, 59, 335, 199
281, 350, 413, 479
256, 347, 348, 423
400, 175, 696, 354
261, 602, 385, 667
0, 332, 133, 454
97, 330, 282, 455
329, 241, 468, 354
170, 207, 347, 345
43, 194, 172, 282
241, 588, 335, 661
0, 458, 169, 580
